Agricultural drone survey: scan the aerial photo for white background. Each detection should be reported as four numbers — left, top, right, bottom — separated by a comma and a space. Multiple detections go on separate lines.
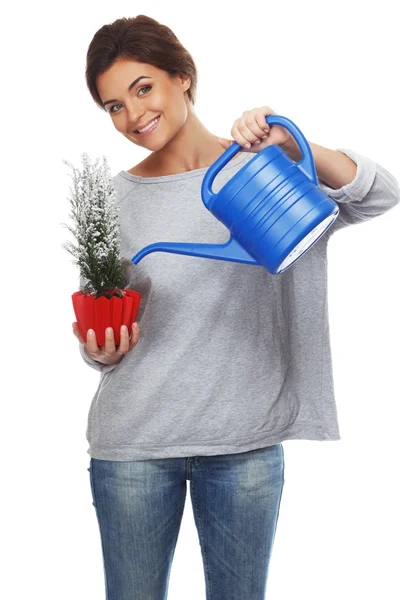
2, 1, 399, 598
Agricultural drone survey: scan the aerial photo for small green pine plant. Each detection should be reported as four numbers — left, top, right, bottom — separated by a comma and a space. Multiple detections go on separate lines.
61, 152, 127, 299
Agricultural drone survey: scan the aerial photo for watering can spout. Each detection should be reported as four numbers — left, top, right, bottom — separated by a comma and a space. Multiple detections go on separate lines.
131, 235, 259, 266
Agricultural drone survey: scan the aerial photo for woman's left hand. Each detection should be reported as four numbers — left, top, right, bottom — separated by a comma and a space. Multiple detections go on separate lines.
218, 106, 297, 154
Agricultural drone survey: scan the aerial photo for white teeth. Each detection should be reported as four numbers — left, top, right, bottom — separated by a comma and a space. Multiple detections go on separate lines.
136, 116, 160, 133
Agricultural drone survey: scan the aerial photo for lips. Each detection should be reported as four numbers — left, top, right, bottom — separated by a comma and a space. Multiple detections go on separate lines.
134, 115, 161, 134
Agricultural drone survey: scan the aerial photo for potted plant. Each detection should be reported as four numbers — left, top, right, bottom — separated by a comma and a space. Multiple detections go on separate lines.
61, 152, 141, 347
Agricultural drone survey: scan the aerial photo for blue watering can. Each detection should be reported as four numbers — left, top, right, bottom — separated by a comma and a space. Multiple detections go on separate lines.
131, 115, 339, 274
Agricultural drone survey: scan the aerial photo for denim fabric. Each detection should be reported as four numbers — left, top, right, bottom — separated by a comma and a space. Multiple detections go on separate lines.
88, 443, 285, 599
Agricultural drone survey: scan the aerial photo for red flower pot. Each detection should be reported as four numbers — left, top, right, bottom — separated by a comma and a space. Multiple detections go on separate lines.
72, 289, 141, 346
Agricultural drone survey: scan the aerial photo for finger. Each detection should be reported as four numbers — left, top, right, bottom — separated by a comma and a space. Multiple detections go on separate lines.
129, 323, 140, 350
217, 137, 234, 149
232, 113, 266, 148
254, 112, 270, 137
231, 123, 255, 148
245, 110, 270, 139
256, 105, 276, 132
86, 328, 101, 358
117, 325, 131, 354
104, 327, 116, 356
231, 124, 265, 149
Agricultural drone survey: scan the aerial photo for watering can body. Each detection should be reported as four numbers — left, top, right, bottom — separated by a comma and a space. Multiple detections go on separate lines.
131, 115, 339, 274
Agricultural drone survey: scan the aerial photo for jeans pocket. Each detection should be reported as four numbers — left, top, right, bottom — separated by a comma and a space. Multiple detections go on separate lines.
87, 460, 96, 508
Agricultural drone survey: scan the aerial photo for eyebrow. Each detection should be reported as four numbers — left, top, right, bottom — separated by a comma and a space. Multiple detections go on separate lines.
102, 76, 152, 108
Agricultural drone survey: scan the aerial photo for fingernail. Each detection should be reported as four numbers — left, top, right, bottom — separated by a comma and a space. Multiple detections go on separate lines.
106, 327, 113, 335
244, 143, 251, 149
133, 323, 138, 330
254, 140, 261, 145
88, 329, 94, 336
121, 325, 127, 334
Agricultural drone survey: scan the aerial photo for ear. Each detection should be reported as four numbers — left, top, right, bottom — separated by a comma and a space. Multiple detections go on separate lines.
179, 73, 191, 92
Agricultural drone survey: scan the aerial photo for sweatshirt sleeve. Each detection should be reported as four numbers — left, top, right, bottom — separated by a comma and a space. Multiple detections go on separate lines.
317, 148, 400, 238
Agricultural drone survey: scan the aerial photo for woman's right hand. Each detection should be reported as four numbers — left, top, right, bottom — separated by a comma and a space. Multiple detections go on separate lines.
72, 322, 140, 365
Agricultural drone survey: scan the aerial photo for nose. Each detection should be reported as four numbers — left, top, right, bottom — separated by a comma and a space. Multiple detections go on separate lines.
124, 99, 145, 130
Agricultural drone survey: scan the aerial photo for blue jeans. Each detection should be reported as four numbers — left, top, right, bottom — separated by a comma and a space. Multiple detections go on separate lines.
88, 443, 285, 600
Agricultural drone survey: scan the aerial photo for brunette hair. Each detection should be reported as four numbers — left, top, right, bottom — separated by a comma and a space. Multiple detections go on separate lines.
85, 15, 198, 110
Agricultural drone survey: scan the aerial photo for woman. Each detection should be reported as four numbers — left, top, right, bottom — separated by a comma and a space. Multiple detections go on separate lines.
72, 14, 400, 600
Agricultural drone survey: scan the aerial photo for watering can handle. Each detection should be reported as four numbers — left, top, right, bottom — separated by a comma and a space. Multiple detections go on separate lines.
202, 115, 318, 208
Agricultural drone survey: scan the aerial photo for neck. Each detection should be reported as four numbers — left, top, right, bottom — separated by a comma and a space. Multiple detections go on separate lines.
147, 105, 235, 175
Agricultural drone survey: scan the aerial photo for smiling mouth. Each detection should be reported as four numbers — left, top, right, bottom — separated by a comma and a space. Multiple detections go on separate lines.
134, 115, 161, 134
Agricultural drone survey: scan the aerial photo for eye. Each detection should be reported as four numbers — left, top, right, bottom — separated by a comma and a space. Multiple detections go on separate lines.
109, 103, 122, 114
138, 85, 152, 96
109, 85, 152, 114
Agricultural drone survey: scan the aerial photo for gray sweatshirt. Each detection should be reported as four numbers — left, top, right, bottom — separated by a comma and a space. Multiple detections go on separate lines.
79, 148, 400, 461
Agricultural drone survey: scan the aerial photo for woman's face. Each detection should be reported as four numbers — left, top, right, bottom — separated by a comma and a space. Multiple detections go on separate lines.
96, 58, 191, 150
